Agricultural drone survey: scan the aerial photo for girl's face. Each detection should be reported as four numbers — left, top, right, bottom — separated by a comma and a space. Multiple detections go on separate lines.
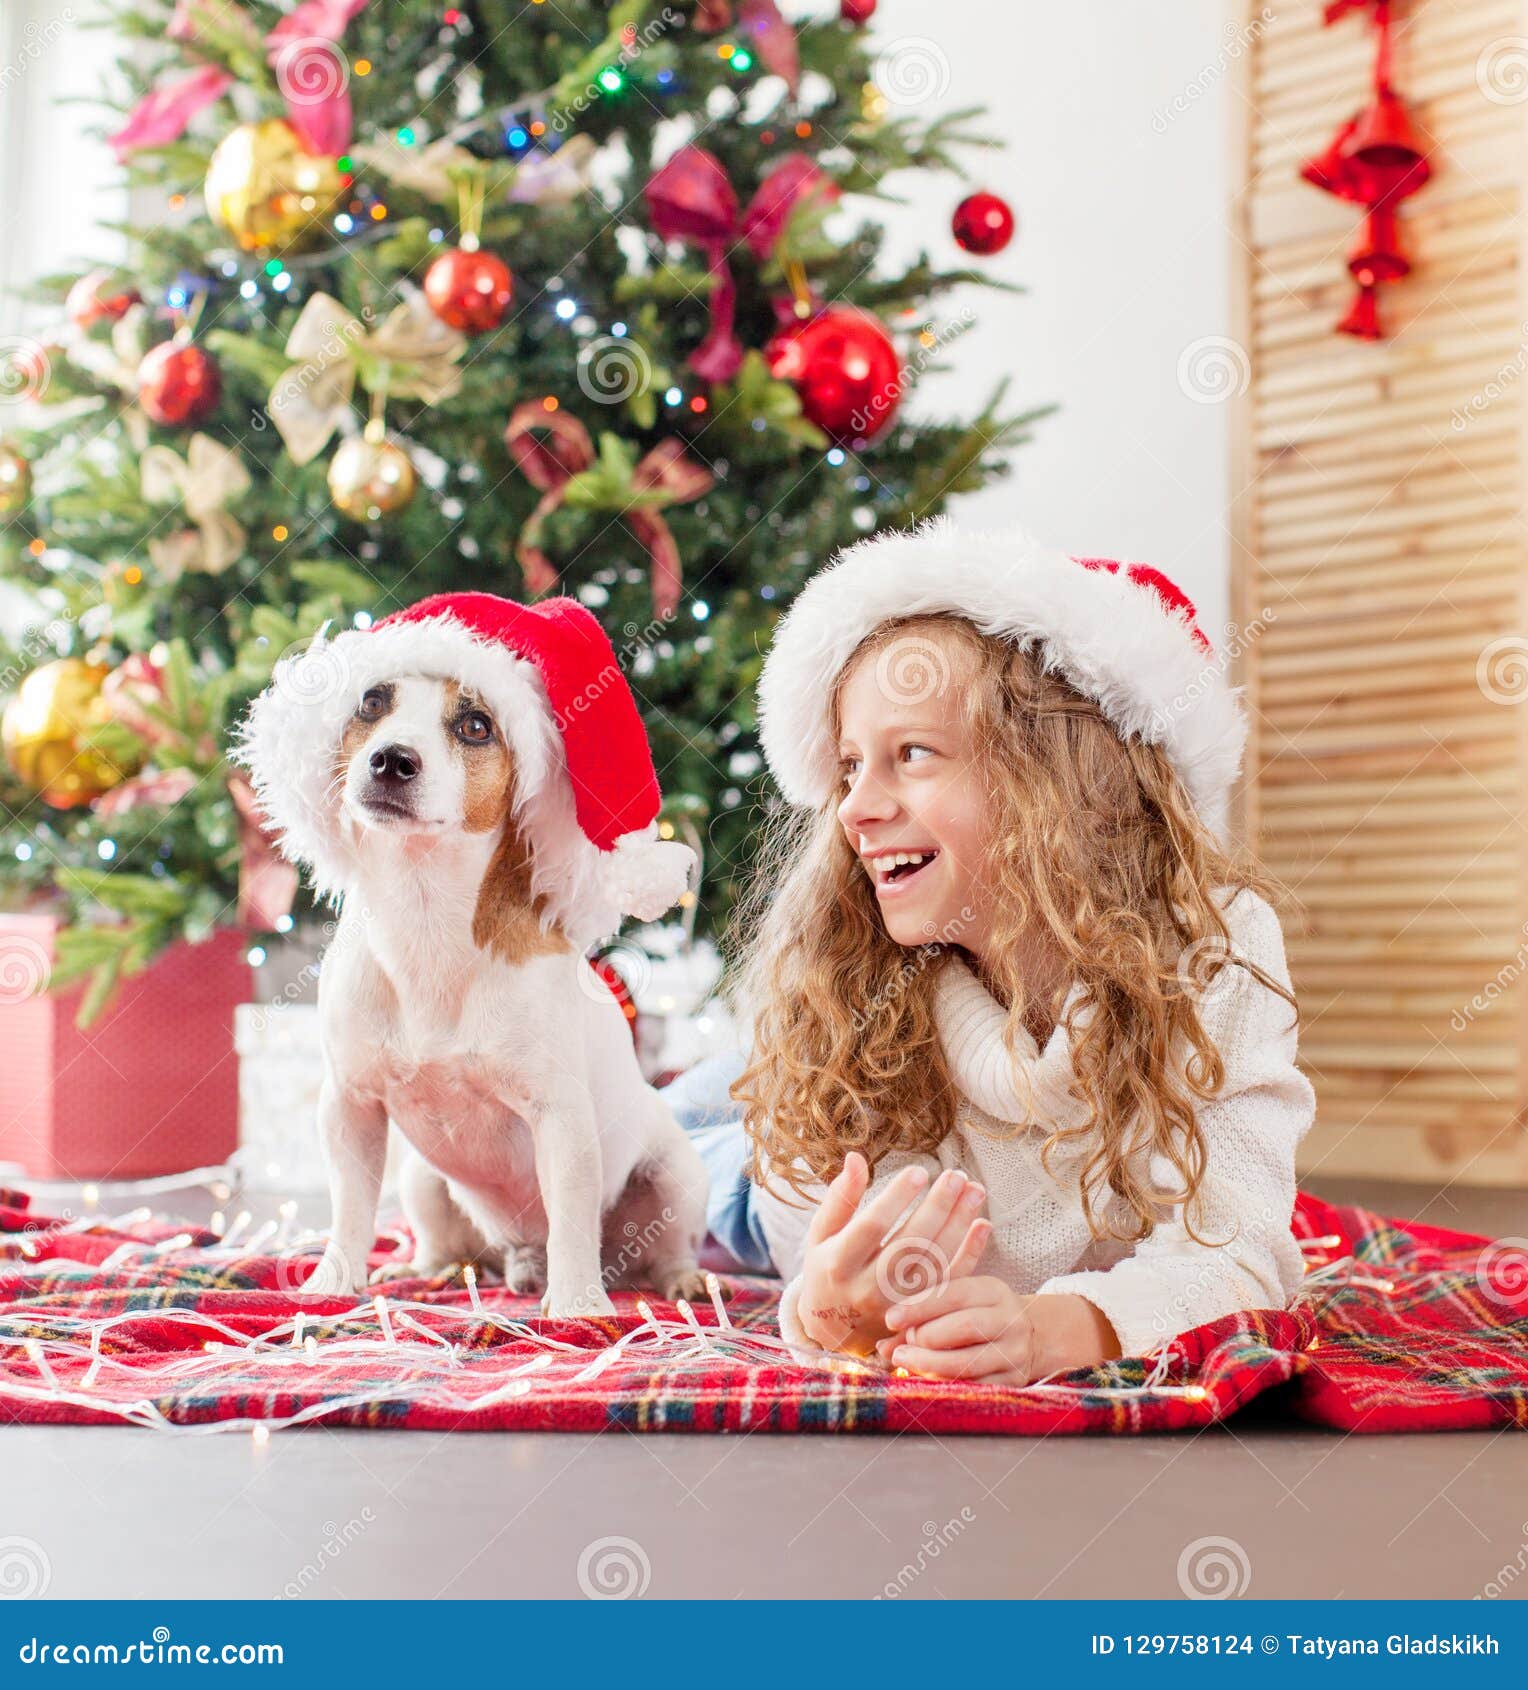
835, 627, 993, 956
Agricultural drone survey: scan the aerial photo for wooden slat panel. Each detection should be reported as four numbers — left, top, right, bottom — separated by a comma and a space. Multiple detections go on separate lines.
1233, 0, 1528, 1187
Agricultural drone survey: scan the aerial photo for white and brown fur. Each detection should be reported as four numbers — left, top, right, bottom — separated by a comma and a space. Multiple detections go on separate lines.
271, 669, 708, 1315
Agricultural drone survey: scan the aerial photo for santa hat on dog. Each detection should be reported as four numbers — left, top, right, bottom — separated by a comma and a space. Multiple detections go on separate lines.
235, 591, 694, 946
757, 518, 1246, 838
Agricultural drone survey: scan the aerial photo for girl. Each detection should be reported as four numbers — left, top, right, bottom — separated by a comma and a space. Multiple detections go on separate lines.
663, 519, 1315, 1386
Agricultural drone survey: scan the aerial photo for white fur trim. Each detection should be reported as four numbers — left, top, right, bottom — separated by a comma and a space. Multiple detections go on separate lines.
231, 612, 671, 949
756, 516, 1247, 836
605, 827, 697, 922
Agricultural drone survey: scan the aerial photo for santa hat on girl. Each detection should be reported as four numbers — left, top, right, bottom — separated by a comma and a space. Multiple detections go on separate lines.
757, 518, 1247, 837
235, 591, 694, 946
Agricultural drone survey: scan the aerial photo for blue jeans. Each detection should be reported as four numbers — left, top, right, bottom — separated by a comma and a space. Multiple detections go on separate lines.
658, 1049, 774, 1273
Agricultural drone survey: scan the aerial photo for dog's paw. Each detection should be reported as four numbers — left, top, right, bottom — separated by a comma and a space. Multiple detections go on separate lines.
300, 1246, 364, 1297
541, 1287, 617, 1320
653, 1265, 711, 1305
368, 1256, 455, 1286
503, 1244, 547, 1296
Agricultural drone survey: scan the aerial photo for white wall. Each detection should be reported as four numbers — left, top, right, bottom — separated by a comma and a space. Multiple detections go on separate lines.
0, 0, 128, 339
869, 0, 1241, 635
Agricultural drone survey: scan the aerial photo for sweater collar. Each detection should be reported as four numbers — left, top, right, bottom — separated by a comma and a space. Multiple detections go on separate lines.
933, 952, 1088, 1122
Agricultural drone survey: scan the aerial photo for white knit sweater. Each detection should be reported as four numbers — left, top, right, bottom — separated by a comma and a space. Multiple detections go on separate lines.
758, 887, 1317, 1361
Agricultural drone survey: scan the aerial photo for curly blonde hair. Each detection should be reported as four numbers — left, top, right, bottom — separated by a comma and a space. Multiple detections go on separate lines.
726, 612, 1295, 1249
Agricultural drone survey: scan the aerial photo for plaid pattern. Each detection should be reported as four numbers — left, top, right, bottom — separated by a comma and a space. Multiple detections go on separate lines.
0, 1187, 1522, 1435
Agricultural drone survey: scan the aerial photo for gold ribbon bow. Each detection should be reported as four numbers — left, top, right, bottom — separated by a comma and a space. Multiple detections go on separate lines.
267, 292, 466, 465
504, 402, 714, 619
140, 431, 251, 577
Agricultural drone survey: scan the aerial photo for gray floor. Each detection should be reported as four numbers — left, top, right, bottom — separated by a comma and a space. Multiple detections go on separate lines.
5, 1177, 1527, 1601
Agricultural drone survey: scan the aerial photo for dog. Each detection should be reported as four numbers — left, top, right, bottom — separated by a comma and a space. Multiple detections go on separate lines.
236, 593, 710, 1317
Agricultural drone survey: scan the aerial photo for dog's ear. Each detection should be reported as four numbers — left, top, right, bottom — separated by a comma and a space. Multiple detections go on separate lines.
471, 766, 571, 963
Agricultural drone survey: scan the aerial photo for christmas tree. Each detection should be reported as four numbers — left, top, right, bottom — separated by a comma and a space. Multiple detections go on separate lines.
0, 0, 1041, 1017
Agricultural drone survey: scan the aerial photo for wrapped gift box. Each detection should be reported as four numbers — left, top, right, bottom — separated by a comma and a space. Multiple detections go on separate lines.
0, 912, 251, 1180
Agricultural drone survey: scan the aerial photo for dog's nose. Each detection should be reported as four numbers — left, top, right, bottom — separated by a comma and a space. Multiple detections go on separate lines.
368, 743, 420, 783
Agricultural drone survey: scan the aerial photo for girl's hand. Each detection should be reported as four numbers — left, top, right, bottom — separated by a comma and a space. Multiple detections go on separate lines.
874, 1284, 1122, 1385
797, 1154, 989, 1357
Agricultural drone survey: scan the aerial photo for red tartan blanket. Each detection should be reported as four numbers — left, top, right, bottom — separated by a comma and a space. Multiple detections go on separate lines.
0, 1185, 1522, 1435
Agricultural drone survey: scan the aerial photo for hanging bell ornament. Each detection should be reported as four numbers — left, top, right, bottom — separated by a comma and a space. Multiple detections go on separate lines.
204, 118, 347, 253
1348, 204, 1409, 286
0, 444, 30, 519
1, 659, 137, 808
1337, 283, 1384, 340
1341, 88, 1431, 204
328, 423, 417, 521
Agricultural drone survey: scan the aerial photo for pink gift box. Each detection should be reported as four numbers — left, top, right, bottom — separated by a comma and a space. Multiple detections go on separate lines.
0, 911, 252, 1180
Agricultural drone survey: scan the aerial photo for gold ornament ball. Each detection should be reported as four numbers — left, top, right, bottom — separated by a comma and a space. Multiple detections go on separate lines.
204, 119, 346, 253
1, 659, 136, 808
0, 445, 29, 519
328, 435, 417, 521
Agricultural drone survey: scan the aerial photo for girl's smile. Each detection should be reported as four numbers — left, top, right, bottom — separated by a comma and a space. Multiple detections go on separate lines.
834, 627, 991, 954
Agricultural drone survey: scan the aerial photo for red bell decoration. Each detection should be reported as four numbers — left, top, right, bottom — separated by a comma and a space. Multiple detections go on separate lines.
1337, 283, 1383, 340
66, 269, 141, 330
952, 191, 1016, 256
137, 341, 221, 427
1299, 115, 1375, 204
423, 244, 514, 334
841, 0, 876, 20
766, 306, 902, 444
1341, 87, 1430, 203
1348, 204, 1409, 286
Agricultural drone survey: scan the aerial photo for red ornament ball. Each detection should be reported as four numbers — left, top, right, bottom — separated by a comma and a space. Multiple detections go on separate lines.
137, 342, 221, 428
765, 307, 902, 444
841, 0, 876, 20
66, 268, 140, 330
952, 191, 1016, 256
423, 246, 514, 334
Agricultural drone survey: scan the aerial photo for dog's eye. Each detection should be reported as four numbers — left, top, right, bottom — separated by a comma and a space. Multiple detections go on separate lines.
456, 710, 493, 744
358, 687, 389, 721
